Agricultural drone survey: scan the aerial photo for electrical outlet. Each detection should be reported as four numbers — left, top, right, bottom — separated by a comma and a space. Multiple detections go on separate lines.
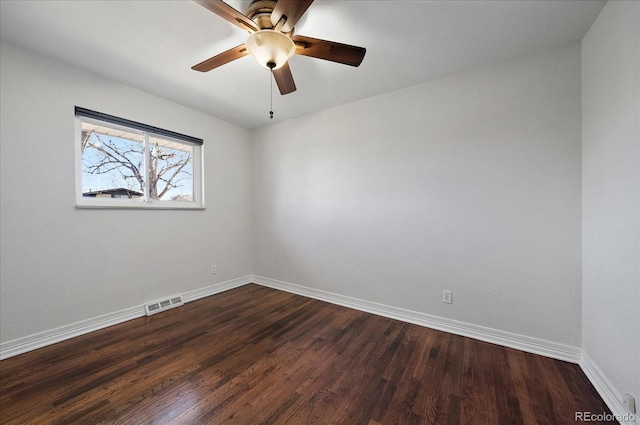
211, 265, 217, 275
442, 290, 452, 304
624, 393, 636, 414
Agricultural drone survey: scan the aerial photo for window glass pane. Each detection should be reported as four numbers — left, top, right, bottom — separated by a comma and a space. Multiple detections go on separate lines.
148, 135, 193, 202
81, 122, 145, 200
77, 113, 202, 209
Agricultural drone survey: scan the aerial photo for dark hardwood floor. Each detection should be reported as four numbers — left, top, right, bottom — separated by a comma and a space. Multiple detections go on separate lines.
0, 284, 615, 424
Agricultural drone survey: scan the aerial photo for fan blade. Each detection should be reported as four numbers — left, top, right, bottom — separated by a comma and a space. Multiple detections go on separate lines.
292, 35, 366, 67
272, 62, 296, 95
270, 0, 314, 33
193, 0, 257, 33
192, 44, 248, 72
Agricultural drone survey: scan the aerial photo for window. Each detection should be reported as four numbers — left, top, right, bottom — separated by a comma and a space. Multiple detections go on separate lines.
75, 107, 204, 209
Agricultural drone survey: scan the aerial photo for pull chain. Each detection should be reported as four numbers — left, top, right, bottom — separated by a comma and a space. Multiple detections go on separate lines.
269, 68, 274, 120
267, 62, 275, 120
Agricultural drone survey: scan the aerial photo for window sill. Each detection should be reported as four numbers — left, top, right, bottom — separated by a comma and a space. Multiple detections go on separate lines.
75, 202, 205, 210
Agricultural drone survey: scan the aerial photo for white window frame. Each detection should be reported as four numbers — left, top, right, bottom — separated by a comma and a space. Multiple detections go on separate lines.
75, 110, 205, 210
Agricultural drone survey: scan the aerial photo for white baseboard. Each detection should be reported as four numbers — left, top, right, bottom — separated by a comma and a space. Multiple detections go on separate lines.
251, 275, 582, 363
0, 275, 253, 360
0, 304, 144, 361
181, 275, 253, 303
580, 353, 639, 424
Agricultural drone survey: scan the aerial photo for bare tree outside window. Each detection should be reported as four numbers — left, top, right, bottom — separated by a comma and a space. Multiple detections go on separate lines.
81, 124, 193, 202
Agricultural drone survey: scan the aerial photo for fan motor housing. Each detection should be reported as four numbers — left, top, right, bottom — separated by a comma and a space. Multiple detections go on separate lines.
246, 0, 278, 30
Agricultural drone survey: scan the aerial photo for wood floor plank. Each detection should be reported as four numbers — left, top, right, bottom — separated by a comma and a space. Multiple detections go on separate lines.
0, 284, 616, 425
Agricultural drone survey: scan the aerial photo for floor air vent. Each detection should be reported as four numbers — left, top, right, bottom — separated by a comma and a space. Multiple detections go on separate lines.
145, 295, 184, 316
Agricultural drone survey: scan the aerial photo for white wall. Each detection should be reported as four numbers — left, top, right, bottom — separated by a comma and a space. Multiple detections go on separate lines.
252, 44, 583, 347
581, 0, 640, 416
0, 41, 253, 343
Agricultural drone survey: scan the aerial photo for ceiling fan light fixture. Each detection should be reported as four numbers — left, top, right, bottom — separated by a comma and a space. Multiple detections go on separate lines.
246, 29, 295, 70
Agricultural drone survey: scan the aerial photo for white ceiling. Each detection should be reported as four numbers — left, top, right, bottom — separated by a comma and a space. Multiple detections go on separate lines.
0, 0, 605, 130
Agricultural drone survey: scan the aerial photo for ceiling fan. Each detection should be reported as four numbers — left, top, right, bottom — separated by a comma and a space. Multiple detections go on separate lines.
192, 0, 367, 95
